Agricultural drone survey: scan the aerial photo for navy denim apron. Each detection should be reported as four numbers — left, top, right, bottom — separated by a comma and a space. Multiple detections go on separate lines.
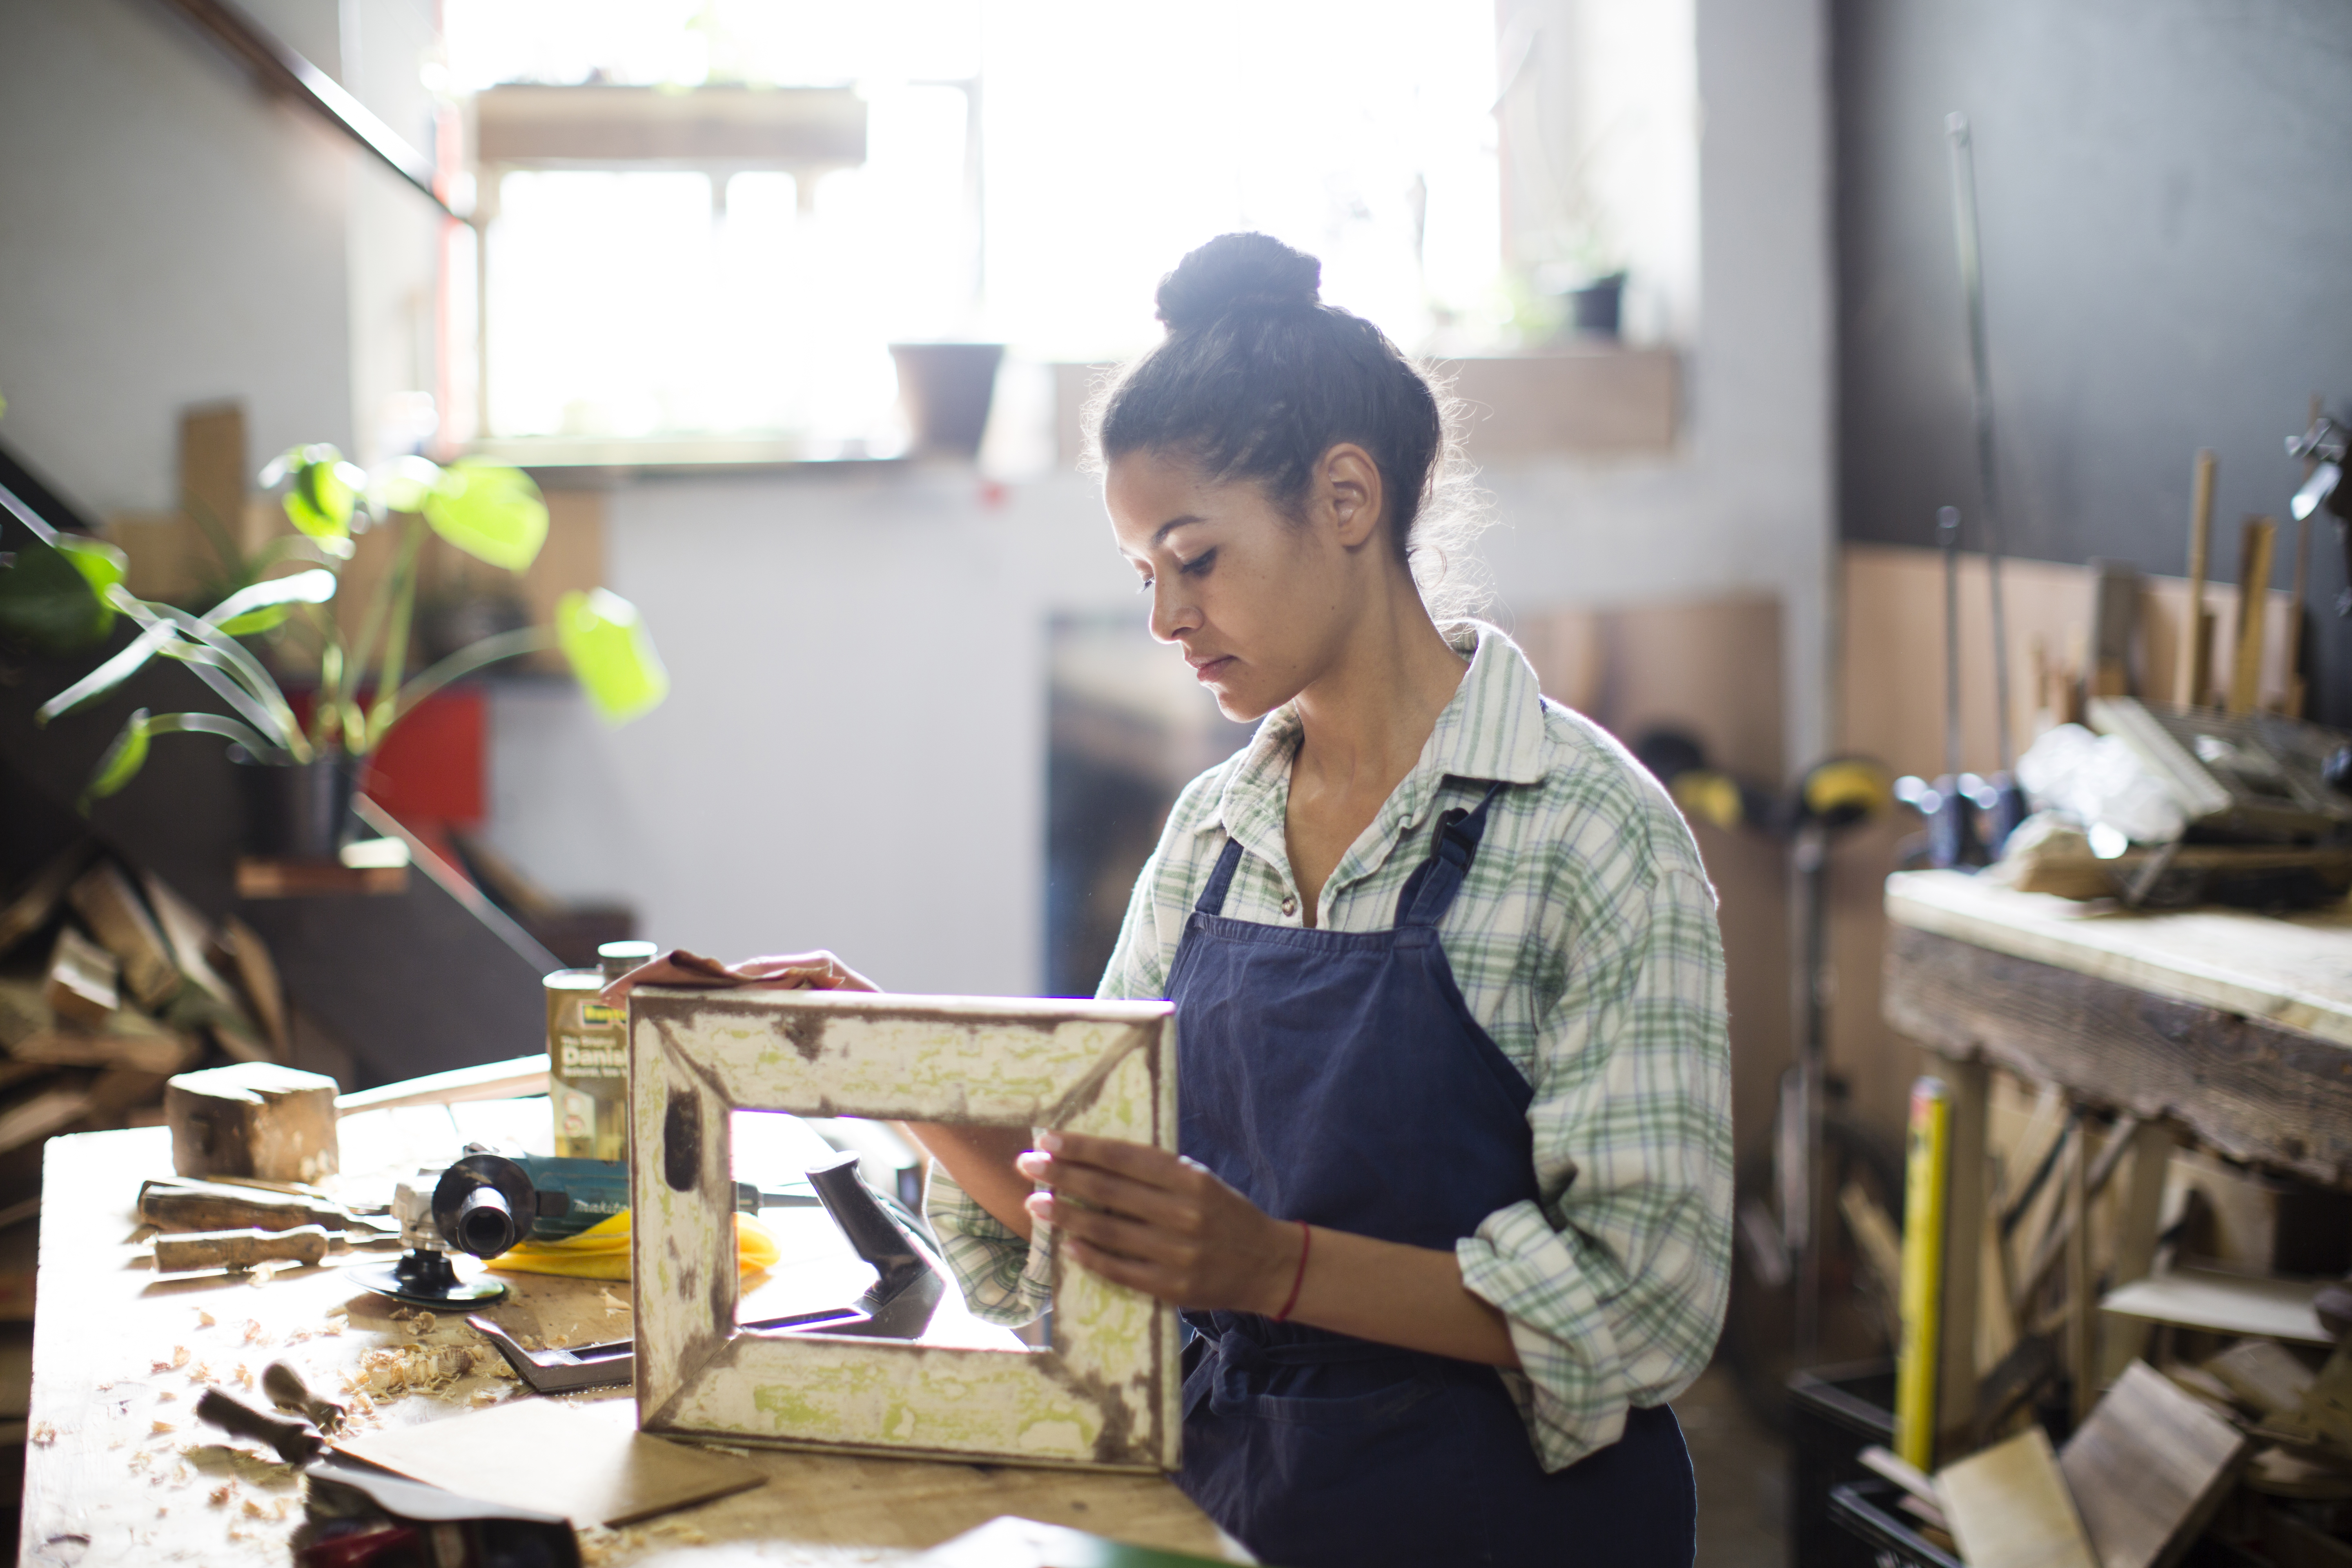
1167, 783, 1696, 1568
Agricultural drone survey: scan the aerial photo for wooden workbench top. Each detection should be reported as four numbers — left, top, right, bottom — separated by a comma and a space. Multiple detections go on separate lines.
1886, 868, 2352, 1049
19, 1124, 1238, 1567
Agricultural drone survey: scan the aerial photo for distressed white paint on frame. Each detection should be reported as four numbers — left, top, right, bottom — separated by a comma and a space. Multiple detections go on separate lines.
628, 987, 1182, 1471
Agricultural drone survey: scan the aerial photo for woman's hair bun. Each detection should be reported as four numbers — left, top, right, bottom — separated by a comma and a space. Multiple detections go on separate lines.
1154, 233, 1321, 331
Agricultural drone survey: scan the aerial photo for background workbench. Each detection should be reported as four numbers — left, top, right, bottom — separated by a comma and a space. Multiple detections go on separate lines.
1880, 868, 2352, 1456
19, 1118, 1241, 1566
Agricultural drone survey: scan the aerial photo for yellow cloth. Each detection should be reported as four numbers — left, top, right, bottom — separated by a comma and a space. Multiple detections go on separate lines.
485, 1210, 780, 1281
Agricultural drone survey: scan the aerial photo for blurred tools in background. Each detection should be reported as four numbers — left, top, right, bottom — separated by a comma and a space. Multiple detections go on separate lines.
1638, 733, 1909, 1417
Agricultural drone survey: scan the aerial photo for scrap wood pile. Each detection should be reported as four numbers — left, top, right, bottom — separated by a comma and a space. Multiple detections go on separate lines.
1867, 1338, 2352, 1568
0, 844, 290, 1200
1863, 1075, 2352, 1567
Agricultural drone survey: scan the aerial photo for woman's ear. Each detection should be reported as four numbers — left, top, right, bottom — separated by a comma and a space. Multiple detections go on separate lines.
1315, 443, 1387, 551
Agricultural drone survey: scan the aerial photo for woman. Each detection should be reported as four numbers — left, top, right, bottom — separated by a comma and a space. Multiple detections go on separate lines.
915, 233, 1732, 1567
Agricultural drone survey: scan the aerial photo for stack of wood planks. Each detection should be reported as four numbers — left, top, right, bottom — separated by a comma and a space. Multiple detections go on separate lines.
0, 844, 290, 1207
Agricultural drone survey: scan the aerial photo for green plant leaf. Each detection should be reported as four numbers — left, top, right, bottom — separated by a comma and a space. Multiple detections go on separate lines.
370, 454, 443, 516
274, 445, 365, 540
0, 534, 124, 653
81, 708, 151, 811
204, 568, 337, 636
56, 535, 127, 599
423, 461, 548, 572
557, 589, 668, 724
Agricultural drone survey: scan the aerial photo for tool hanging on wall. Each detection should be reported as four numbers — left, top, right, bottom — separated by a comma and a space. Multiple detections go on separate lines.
1893, 507, 1996, 867
2288, 412, 2349, 643
1946, 113, 2027, 851
2182, 450, 2219, 707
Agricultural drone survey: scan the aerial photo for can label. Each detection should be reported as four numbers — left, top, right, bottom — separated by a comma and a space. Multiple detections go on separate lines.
546, 972, 628, 1163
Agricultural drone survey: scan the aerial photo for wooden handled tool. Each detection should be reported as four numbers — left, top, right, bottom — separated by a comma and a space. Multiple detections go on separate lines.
152, 1225, 335, 1273
194, 1386, 326, 1466
263, 1359, 346, 1432
136, 1176, 382, 1234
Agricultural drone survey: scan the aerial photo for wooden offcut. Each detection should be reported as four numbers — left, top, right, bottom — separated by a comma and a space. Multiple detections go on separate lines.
67, 864, 178, 1009
163, 1062, 339, 1183
2059, 1360, 2248, 1568
0, 980, 200, 1076
2229, 518, 2278, 716
41, 928, 118, 1027
2101, 1268, 2331, 1345
1937, 1425, 2099, 1568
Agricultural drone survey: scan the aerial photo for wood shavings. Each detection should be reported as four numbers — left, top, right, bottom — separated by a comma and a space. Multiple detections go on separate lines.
149, 1419, 176, 1435
323, 1314, 347, 1336
409, 1310, 437, 1334
155, 1388, 176, 1402
31, 1423, 55, 1446
547, 1331, 569, 1347
207, 1484, 232, 1507
232, 1363, 254, 1388
599, 1289, 628, 1314
238, 1495, 292, 1520
577, 1524, 651, 1566
186, 1363, 215, 1384
195, 1309, 216, 1327
282, 1327, 312, 1345
153, 1345, 190, 1373
239, 1319, 270, 1345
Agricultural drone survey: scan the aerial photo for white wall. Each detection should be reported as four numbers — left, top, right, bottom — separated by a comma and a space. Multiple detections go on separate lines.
482, 0, 1835, 996
0, 0, 360, 510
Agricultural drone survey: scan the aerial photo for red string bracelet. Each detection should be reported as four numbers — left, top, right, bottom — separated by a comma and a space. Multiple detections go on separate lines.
1272, 1220, 1312, 1323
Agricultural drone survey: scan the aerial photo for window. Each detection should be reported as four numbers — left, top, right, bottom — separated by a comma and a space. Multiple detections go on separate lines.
441, 1, 1504, 460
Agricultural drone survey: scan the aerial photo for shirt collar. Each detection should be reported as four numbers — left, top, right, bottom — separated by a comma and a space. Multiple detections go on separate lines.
1202, 620, 1552, 902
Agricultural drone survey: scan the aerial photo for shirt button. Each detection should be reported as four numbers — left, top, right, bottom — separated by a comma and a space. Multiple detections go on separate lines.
1280, 895, 1299, 918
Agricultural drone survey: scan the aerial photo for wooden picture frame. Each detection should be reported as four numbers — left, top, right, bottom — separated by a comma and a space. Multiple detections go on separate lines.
627, 987, 1181, 1471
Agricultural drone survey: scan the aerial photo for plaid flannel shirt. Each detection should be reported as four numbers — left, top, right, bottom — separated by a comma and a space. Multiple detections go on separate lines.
927, 621, 1733, 1471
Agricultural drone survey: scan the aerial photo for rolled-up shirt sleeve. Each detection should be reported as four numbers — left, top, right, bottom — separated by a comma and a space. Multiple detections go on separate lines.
1455, 860, 1734, 1472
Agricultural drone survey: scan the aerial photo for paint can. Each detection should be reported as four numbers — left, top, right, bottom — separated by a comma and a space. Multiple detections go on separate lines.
544, 941, 655, 1161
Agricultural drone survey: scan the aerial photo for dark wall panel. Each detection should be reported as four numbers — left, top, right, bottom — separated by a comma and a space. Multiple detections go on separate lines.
1836, 0, 2352, 719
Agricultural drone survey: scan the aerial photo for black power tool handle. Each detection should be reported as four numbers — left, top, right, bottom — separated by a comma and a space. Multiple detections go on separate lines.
806, 1153, 928, 1297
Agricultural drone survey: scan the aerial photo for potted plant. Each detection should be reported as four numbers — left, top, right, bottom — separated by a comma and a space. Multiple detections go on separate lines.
25, 445, 667, 855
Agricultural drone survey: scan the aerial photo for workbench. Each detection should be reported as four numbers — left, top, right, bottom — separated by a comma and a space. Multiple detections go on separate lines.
18, 1110, 1240, 1566
1881, 868, 2352, 1458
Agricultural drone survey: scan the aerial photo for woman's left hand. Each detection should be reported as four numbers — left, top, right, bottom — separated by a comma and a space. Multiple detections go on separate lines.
1017, 1131, 1302, 1314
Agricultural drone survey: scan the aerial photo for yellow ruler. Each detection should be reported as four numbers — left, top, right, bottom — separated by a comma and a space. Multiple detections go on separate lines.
1895, 1076, 1951, 1469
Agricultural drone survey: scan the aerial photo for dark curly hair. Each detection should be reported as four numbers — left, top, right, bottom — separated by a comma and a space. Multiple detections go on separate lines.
1093, 233, 1483, 612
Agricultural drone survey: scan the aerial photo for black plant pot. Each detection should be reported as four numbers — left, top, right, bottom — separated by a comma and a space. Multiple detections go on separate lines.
1568, 271, 1627, 339
238, 754, 361, 860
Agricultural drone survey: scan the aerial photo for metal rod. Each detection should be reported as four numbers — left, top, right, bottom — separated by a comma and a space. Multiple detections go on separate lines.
155, 0, 458, 219
1940, 506, 1963, 781
1947, 114, 2013, 772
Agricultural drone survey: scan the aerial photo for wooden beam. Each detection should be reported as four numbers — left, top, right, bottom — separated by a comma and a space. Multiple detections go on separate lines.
1884, 923, 2352, 1190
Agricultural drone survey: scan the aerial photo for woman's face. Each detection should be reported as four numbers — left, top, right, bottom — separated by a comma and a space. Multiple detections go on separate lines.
1106, 449, 1370, 722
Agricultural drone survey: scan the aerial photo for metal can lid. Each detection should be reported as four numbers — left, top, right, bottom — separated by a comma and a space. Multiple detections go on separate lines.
544, 969, 601, 992
598, 940, 659, 981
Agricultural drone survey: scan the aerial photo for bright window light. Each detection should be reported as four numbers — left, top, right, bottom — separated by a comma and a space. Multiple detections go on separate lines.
445, 1, 1501, 448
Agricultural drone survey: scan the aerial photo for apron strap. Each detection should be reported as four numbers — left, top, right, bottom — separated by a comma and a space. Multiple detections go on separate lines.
1394, 781, 1510, 929
1194, 833, 1248, 915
